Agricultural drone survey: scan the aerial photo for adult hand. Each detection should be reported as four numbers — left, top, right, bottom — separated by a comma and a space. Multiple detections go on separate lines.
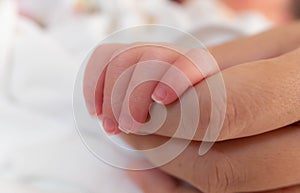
120, 23, 300, 193
122, 124, 300, 193
128, 165, 300, 193
128, 167, 300, 193
150, 44, 300, 141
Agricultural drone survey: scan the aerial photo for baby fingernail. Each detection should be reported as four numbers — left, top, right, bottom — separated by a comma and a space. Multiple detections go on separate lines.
152, 86, 167, 104
102, 117, 117, 134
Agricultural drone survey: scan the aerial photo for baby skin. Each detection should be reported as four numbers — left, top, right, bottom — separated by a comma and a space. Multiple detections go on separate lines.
83, 43, 220, 135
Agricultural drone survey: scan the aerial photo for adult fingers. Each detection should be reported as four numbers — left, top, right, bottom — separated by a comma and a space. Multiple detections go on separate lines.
150, 47, 300, 141
127, 167, 200, 193
152, 21, 300, 105
128, 168, 300, 193
257, 185, 300, 193
121, 124, 300, 193
128, 167, 300, 193
209, 21, 300, 69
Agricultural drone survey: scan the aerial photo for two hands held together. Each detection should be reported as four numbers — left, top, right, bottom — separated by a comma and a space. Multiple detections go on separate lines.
84, 22, 300, 193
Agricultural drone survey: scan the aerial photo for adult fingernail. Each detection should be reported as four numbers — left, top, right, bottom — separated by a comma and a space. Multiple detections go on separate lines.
152, 86, 167, 104
102, 117, 117, 134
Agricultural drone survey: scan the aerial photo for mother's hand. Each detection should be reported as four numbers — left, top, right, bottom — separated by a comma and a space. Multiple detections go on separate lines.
128, 168, 300, 193
148, 22, 300, 141
122, 124, 300, 193
120, 23, 300, 193
153, 46, 300, 141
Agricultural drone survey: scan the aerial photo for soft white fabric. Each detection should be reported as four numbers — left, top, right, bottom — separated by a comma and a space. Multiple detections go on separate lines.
0, 0, 271, 192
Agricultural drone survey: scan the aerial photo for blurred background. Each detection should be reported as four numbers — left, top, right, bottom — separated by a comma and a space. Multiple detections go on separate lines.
0, 0, 299, 192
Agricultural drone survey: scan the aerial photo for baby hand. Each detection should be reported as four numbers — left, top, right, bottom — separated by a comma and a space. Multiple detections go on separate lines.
83, 43, 217, 134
